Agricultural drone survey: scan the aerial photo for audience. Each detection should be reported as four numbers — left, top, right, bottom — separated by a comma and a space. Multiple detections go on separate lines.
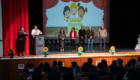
44, 62, 51, 74
71, 61, 77, 69
137, 57, 140, 61
47, 71, 60, 80
126, 59, 136, 70
101, 59, 107, 68
97, 62, 108, 76
63, 68, 74, 80
87, 58, 95, 68
56, 61, 65, 73
73, 65, 86, 77
88, 69, 100, 80
24, 63, 34, 75
21, 58, 140, 80
81, 62, 90, 72
32, 68, 42, 80
52, 60, 57, 68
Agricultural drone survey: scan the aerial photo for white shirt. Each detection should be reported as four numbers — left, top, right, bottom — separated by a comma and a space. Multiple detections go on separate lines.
31, 29, 42, 38
72, 32, 74, 38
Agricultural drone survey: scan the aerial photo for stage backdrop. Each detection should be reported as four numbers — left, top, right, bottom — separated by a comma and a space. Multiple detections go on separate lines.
2, 0, 29, 56
0, 0, 2, 57
43, 0, 109, 43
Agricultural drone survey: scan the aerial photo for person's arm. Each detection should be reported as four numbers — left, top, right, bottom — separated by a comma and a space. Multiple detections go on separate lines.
58, 33, 62, 39
64, 33, 66, 39
78, 30, 81, 37
70, 32, 72, 39
74, 32, 77, 39
92, 30, 94, 39
87, 30, 90, 38
39, 30, 42, 34
19, 31, 24, 36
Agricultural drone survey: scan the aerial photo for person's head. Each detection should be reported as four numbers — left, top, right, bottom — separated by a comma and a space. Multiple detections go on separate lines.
71, 61, 77, 68
130, 59, 136, 65
81, 26, 84, 30
81, 62, 90, 72
135, 62, 140, 69
44, 62, 51, 72
20, 27, 24, 31
38, 63, 43, 69
60, 28, 65, 33
70, 3, 78, 16
88, 58, 93, 65
116, 58, 123, 66
52, 60, 57, 68
63, 68, 74, 80
101, 59, 107, 68
97, 63, 105, 71
126, 69, 139, 80
63, 6, 70, 19
73, 66, 82, 77
101, 25, 104, 29
88, 69, 100, 80
77, 3, 87, 19
137, 57, 140, 61
28, 63, 34, 70
71, 27, 75, 32
34, 25, 37, 30
58, 61, 63, 67
89, 26, 92, 30
112, 60, 117, 65
23, 63, 30, 72
47, 71, 60, 80
32, 68, 42, 80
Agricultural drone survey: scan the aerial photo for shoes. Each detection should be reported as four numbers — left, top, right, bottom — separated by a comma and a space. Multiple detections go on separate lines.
20, 53, 22, 56
100, 50, 102, 51
92, 50, 94, 52
63, 49, 64, 52
88, 50, 90, 52
73, 50, 75, 52
23, 52, 25, 56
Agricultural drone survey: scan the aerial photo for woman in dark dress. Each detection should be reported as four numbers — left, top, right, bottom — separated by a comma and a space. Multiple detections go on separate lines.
19, 27, 28, 56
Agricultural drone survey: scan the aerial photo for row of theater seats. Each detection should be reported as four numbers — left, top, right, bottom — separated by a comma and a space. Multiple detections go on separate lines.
44, 39, 72, 51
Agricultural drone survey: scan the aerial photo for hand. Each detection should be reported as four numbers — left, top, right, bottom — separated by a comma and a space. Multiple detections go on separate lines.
24, 32, 26, 34
81, 36, 83, 39
40, 31, 42, 34
90, 36, 92, 39
26, 33, 29, 35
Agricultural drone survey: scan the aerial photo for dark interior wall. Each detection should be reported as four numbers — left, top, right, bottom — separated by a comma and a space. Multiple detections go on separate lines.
110, 0, 140, 48
28, 0, 43, 36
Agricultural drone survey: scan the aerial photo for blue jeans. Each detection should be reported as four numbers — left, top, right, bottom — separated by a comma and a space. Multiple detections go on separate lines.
79, 39, 85, 50
99, 38, 106, 50
87, 39, 93, 50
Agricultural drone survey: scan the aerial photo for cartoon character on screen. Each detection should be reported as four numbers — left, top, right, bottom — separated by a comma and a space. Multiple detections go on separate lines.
63, 6, 71, 22
77, 3, 87, 19
70, 3, 78, 19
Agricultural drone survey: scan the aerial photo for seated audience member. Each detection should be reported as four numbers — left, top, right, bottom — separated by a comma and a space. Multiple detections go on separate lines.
101, 59, 107, 68
88, 69, 100, 80
56, 61, 65, 73
44, 62, 51, 74
110, 60, 117, 75
73, 65, 86, 77
97, 63, 108, 76
63, 68, 74, 80
71, 61, 77, 69
22, 63, 30, 73
126, 59, 136, 70
24, 63, 34, 75
52, 60, 57, 68
47, 71, 60, 80
137, 57, 140, 61
81, 62, 90, 72
116, 58, 126, 80
123, 69, 139, 80
125, 60, 131, 68
135, 62, 140, 74
88, 58, 95, 68
32, 68, 42, 80
38, 63, 43, 71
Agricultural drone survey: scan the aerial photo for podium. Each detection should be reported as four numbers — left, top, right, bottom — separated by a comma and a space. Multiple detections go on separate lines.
34, 35, 44, 55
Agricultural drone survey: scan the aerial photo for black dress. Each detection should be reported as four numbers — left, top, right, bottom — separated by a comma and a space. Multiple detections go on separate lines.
18, 31, 28, 52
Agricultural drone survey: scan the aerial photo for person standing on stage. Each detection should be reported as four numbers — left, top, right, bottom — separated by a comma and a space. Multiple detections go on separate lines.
70, 27, 77, 52
98, 25, 107, 51
79, 26, 86, 51
87, 26, 94, 52
18, 27, 28, 56
31, 25, 42, 38
58, 28, 66, 52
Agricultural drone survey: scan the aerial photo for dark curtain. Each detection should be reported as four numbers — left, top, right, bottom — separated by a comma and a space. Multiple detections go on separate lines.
110, 0, 140, 48
2, 0, 29, 56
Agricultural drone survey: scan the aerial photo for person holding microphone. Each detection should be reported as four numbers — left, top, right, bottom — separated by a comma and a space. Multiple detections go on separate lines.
58, 28, 66, 52
70, 27, 77, 52
18, 27, 28, 56
31, 25, 42, 38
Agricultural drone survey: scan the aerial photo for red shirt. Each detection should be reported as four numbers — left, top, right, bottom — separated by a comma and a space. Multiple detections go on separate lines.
70, 31, 77, 39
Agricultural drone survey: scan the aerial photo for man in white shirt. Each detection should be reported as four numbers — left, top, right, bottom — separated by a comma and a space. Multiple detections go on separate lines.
31, 25, 42, 38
